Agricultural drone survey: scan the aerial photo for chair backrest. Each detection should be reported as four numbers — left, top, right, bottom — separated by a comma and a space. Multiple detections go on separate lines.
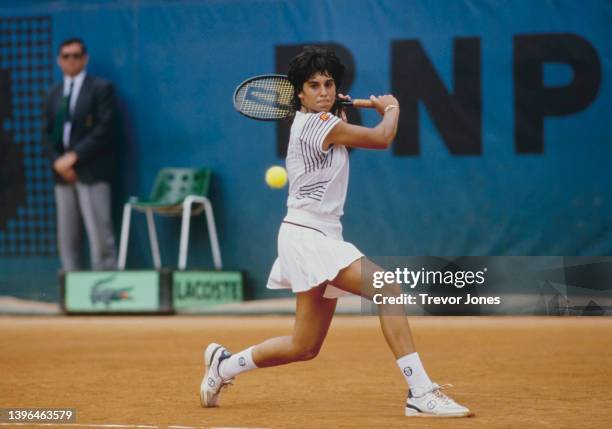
149, 168, 211, 205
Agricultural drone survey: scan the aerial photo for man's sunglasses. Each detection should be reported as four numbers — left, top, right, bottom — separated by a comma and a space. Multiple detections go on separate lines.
60, 53, 84, 60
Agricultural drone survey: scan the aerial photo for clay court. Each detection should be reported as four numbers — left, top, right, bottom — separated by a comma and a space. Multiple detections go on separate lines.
1, 316, 611, 428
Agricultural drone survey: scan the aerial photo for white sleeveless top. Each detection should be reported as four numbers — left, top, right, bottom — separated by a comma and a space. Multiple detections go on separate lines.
285, 111, 349, 221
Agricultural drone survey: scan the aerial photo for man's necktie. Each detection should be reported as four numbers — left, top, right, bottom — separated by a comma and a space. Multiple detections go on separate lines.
53, 81, 74, 151
64, 80, 74, 122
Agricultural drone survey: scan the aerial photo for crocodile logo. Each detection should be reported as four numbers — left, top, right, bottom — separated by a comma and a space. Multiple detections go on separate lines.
90, 275, 133, 307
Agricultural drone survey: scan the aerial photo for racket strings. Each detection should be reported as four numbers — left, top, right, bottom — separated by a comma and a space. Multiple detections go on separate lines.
235, 76, 294, 120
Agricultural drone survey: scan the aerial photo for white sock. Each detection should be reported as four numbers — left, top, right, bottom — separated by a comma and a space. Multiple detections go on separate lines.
219, 346, 258, 380
396, 352, 432, 391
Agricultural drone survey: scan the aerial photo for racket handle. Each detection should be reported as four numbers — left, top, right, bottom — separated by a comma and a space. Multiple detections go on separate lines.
351, 98, 375, 108
339, 98, 375, 108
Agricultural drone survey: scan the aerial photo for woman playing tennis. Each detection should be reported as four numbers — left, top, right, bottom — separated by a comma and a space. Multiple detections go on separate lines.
201, 46, 471, 418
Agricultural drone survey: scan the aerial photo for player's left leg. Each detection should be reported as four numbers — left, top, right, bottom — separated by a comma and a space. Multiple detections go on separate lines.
330, 257, 472, 418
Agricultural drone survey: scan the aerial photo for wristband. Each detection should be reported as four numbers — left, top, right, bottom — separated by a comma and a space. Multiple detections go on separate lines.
384, 104, 399, 113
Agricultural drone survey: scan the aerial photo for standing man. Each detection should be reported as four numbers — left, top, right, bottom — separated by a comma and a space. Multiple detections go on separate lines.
42, 38, 118, 271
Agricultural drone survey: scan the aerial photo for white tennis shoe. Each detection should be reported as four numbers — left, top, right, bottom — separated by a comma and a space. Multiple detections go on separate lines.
405, 383, 472, 418
200, 343, 233, 407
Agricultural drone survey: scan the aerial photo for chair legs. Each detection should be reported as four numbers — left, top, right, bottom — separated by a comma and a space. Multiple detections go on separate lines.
178, 199, 192, 270
117, 203, 132, 269
118, 204, 162, 270
203, 199, 223, 270
145, 209, 161, 269
178, 196, 223, 270
118, 196, 222, 271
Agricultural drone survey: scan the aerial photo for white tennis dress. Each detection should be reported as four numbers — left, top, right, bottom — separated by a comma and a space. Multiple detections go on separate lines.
266, 111, 364, 298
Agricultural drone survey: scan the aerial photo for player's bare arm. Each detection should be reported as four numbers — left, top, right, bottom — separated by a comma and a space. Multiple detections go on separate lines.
324, 94, 400, 150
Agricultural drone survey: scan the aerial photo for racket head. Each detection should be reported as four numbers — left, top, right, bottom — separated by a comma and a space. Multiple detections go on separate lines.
233, 74, 295, 121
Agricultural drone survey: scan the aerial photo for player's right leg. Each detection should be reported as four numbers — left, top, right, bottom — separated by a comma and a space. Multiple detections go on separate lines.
200, 283, 337, 407
250, 283, 337, 366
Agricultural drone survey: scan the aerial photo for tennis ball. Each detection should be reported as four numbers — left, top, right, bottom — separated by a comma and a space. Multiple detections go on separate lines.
265, 166, 288, 188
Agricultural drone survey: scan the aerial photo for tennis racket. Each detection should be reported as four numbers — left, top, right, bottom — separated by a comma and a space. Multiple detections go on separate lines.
233, 74, 374, 121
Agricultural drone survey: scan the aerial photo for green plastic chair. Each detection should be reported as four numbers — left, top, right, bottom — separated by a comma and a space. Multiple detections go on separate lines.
117, 168, 222, 270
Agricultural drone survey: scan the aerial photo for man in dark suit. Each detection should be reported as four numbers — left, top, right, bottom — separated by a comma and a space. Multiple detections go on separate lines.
42, 38, 118, 270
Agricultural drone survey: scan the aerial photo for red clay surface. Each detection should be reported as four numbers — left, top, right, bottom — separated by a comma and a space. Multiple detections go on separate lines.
1, 316, 611, 428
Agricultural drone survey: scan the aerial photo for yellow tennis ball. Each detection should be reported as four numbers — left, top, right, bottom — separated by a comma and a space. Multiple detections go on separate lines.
265, 166, 288, 188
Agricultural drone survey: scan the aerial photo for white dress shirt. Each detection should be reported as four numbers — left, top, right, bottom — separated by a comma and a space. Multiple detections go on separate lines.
62, 69, 87, 149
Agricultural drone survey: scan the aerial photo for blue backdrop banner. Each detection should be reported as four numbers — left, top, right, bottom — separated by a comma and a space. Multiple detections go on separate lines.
0, 0, 610, 301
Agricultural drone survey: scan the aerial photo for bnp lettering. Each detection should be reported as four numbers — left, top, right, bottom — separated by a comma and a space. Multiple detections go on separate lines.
276, 35, 601, 156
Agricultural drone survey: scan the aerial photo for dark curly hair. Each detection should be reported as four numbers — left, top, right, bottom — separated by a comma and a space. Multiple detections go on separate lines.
287, 46, 345, 115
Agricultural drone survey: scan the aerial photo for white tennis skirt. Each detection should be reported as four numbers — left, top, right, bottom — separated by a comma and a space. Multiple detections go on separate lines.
267, 208, 364, 299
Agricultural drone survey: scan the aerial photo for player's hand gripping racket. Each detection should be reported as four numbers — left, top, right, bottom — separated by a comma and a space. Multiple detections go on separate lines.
233, 74, 374, 121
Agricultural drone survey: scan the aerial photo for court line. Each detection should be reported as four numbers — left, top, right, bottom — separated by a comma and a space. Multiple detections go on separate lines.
0, 424, 268, 429
0, 425, 155, 428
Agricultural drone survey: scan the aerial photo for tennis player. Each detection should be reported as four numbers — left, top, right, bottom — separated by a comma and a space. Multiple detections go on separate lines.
201, 46, 471, 418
